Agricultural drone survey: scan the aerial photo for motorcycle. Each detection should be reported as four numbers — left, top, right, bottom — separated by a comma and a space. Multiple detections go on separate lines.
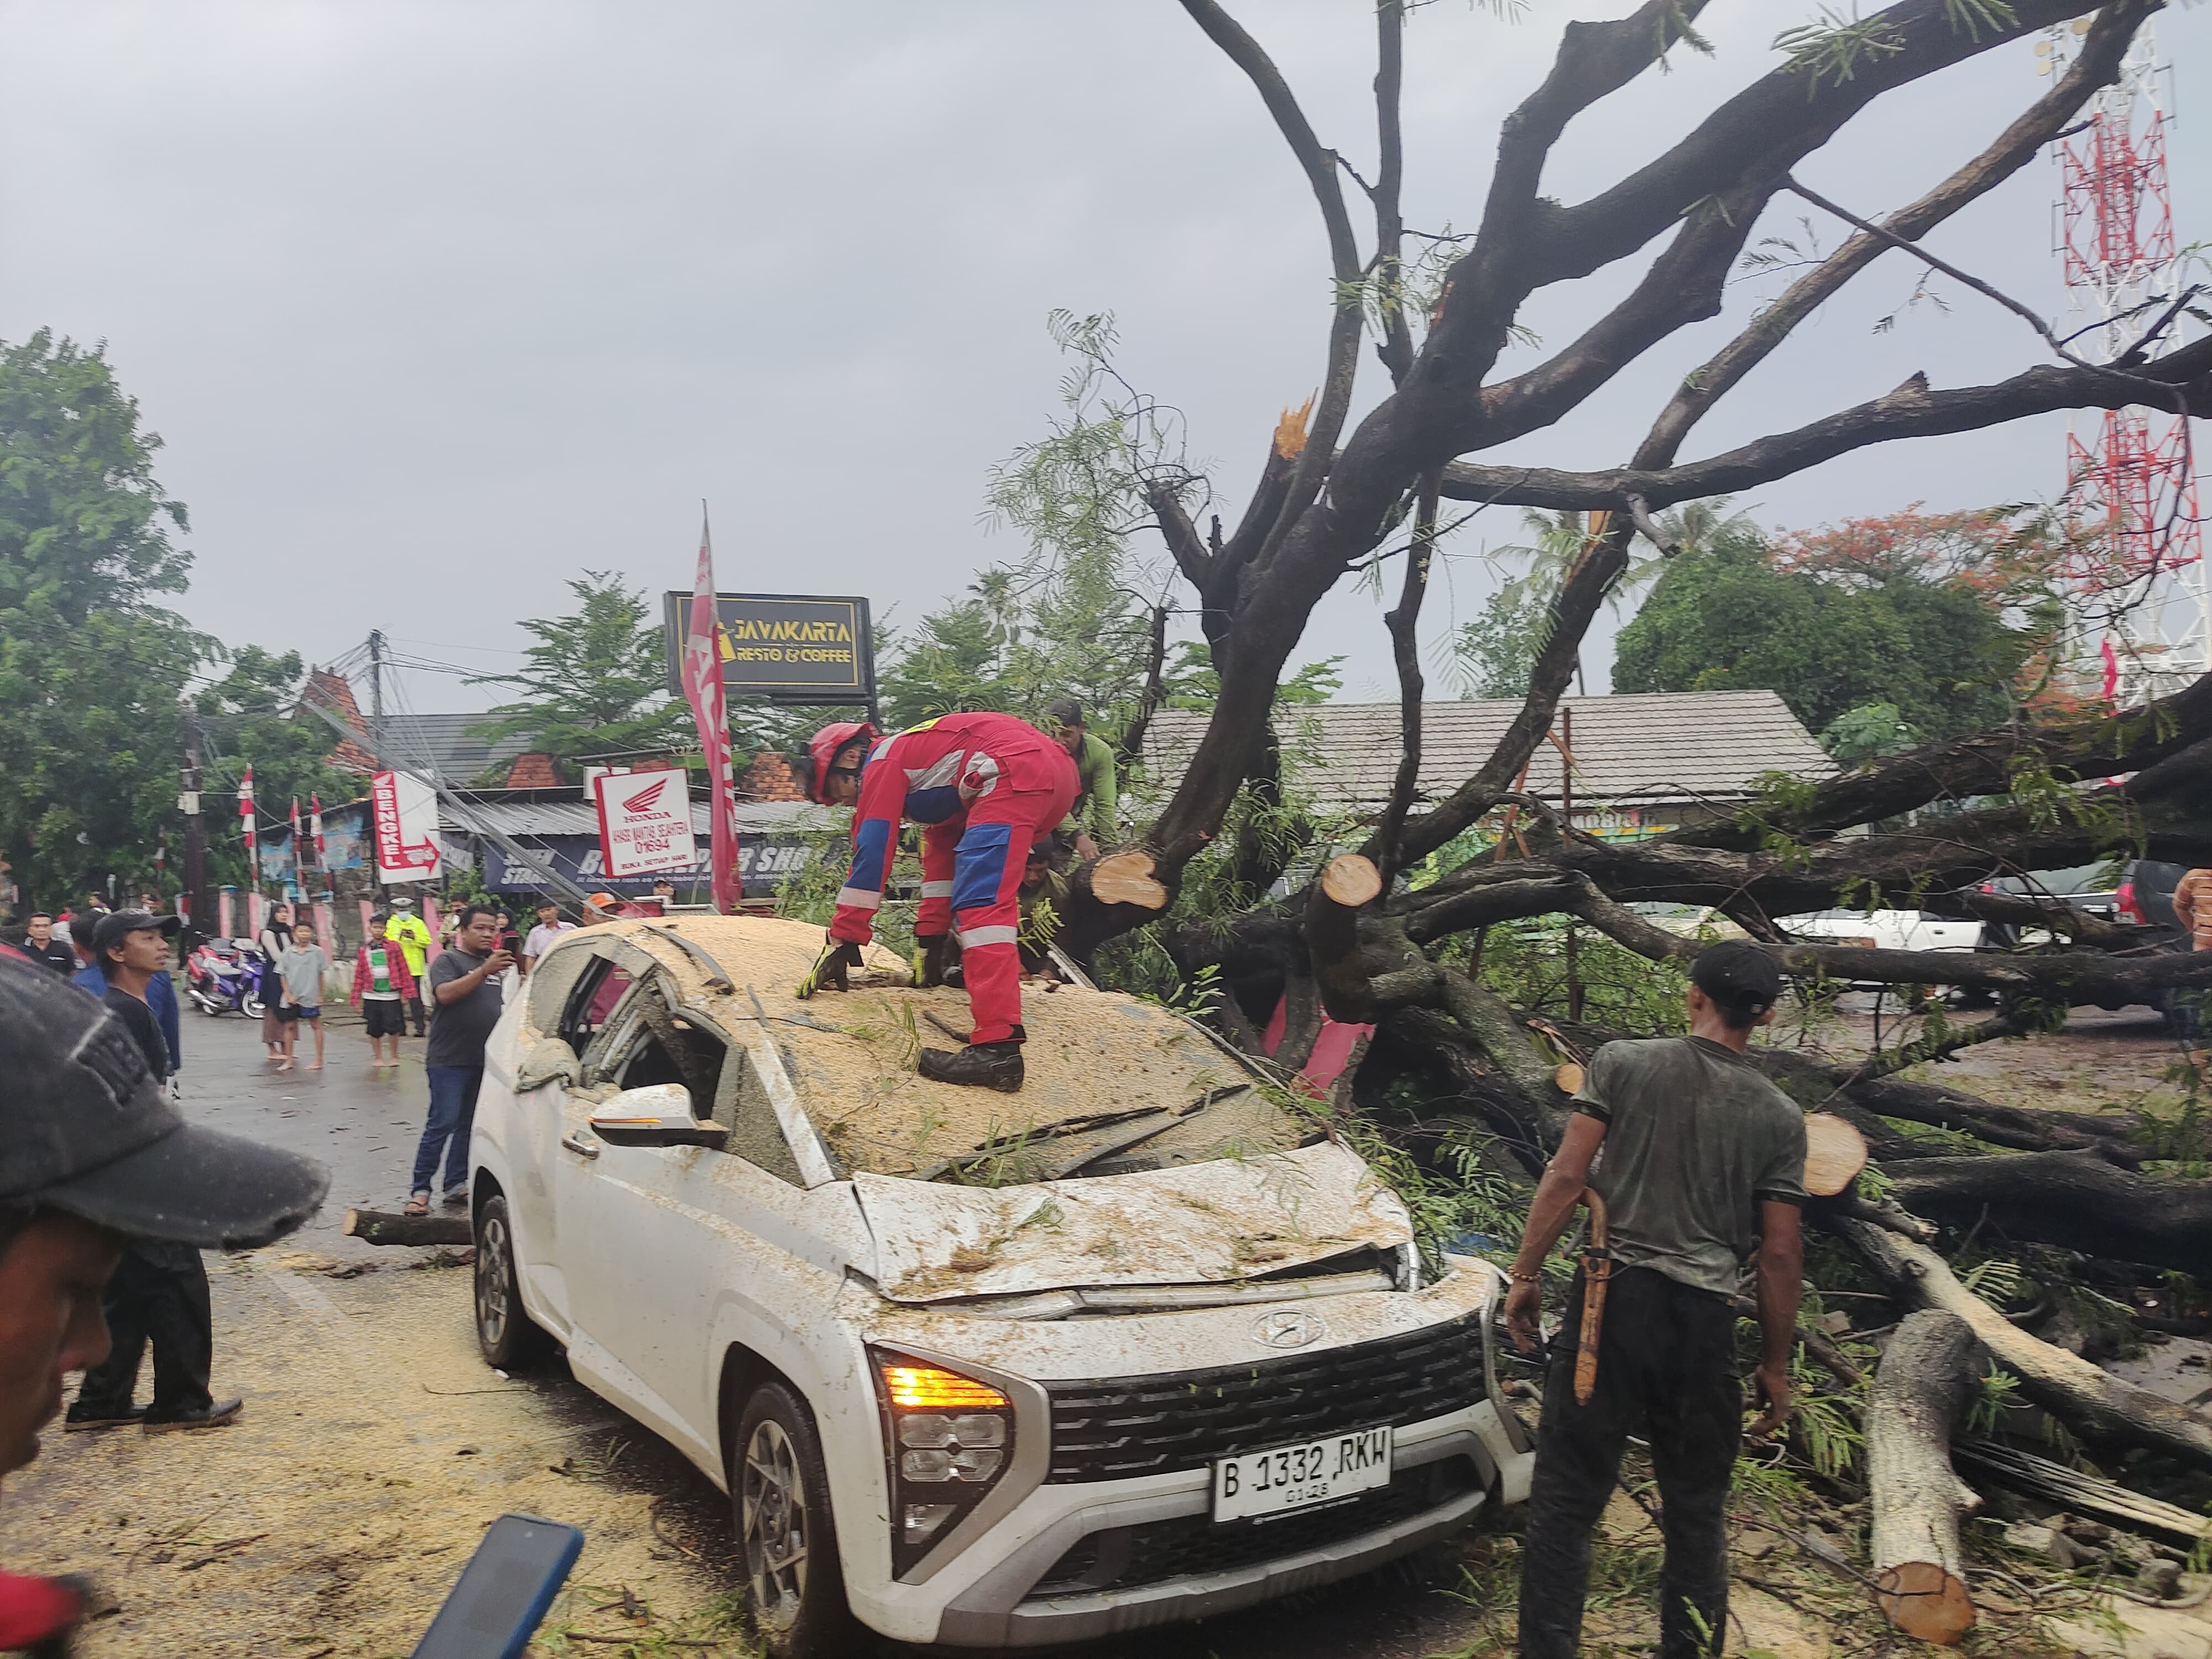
185, 937, 266, 1019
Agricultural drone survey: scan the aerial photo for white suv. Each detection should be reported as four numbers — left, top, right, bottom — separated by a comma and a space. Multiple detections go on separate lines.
468, 916, 1531, 1654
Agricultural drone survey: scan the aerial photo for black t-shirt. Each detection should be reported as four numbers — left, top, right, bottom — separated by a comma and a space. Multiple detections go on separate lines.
23, 938, 76, 974
103, 985, 170, 1083
425, 948, 505, 1069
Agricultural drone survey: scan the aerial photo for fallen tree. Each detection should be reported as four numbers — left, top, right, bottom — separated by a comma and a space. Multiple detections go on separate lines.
1866, 1310, 1981, 1645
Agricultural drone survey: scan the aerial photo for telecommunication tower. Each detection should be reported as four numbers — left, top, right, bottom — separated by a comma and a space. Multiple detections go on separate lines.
2039, 18, 2209, 705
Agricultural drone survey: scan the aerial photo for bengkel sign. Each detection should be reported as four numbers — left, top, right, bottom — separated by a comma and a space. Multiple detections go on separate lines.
592, 766, 698, 879
372, 770, 443, 885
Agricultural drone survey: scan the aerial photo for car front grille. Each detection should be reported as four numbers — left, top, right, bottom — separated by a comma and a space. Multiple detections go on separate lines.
1041, 1310, 1485, 1484
1024, 1454, 1480, 1599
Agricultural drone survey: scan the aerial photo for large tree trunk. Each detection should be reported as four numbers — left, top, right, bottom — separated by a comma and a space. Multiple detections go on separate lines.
1840, 1219, 2212, 1470
1867, 1310, 1981, 1645
1884, 1152, 2212, 1276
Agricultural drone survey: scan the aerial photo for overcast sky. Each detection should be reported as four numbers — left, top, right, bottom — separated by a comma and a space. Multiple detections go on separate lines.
6, 2, 2210, 712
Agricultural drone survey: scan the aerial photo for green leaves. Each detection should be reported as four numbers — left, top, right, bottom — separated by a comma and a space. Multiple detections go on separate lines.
1773, 7, 1907, 92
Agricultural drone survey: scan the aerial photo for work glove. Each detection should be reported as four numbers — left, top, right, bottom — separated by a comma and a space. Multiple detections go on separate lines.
911, 933, 952, 989
796, 935, 867, 999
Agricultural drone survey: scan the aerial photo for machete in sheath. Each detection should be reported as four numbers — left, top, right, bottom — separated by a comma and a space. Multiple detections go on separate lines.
1573, 1187, 1613, 1407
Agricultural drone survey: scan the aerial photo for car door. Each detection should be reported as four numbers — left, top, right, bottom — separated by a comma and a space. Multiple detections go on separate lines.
553, 972, 854, 1475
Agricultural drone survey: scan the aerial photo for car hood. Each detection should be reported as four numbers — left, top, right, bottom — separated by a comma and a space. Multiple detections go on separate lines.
851, 1140, 1412, 1303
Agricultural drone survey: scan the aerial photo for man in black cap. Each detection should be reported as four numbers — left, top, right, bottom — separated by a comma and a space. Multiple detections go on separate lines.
1503, 940, 1808, 1659
60, 912, 316, 1434
0, 951, 325, 1643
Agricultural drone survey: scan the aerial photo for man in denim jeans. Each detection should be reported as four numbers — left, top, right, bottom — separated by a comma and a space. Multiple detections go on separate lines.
406, 906, 513, 1216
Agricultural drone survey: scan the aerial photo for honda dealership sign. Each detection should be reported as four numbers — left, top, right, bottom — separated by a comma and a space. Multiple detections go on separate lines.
593, 766, 699, 878
662, 591, 874, 705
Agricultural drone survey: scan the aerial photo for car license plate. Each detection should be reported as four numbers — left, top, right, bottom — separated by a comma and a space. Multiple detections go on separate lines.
1211, 1426, 1392, 1522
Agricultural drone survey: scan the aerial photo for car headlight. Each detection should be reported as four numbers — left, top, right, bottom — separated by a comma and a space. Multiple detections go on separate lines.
872, 1352, 1018, 1575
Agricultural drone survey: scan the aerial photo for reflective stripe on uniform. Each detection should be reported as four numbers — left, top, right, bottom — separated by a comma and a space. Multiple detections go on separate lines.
958, 925, 1019, 948
920, 881, 954, 898
835, 886, 884, 911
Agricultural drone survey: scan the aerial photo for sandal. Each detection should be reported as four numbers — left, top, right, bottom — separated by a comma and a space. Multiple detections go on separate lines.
404, 1193, 431, 1217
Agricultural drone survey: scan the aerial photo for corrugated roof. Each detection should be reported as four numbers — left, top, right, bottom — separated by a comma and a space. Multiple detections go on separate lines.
366, 713, 532, 782
1143, 691, 1834, 814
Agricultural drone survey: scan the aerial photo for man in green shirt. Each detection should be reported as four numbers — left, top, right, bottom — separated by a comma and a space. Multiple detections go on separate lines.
1504, 941, 1807, 1658
1043, 697, 1117, 861
384, 898, 433, 1037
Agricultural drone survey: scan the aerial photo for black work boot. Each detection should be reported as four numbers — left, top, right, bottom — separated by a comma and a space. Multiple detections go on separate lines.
918, 1041, 1025, 1092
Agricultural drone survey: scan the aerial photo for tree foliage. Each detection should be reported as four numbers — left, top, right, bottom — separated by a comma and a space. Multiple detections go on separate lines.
191, 647, 362, 889
1612, 514, 2048, 742
0, 331, 210, 909
468, 571, 690, 781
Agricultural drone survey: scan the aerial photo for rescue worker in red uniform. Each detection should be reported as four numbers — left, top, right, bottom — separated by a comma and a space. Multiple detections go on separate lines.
795, 712, 1078, 1092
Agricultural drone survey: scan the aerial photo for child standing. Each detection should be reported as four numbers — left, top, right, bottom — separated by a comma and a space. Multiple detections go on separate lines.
351, 912, 416, 1070
276, 920, 330, 1073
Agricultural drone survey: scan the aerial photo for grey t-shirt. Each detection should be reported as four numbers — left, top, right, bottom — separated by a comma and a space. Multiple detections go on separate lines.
1573, 1035, 1808, 1298
425, 948, 504, 1069
278, 944, 329, 1008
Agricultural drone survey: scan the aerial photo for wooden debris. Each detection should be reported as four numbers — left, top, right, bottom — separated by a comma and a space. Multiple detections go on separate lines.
1802, 1112, 1870, 1198
1318, 853, 1382, 909
1091, 851, 1168, 910
1867, 1310, 1980, 1644
1954, 1441, 2212, 1543
342, 1207, 472, 1248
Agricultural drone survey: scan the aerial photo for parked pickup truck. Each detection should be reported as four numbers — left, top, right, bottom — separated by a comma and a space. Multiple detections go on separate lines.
468, 915, 1532, 1655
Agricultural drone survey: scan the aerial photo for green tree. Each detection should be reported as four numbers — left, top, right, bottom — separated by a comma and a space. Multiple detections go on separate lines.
469, 572, 689, 781
0, 331, 210, 910
1610, 520, 2033, 742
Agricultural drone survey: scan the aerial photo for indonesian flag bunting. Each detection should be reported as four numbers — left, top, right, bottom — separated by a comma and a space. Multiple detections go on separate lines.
681, 505, 743, 915
311, 795, 325, 862
290, 797, 304, 880
239, 766, 257, 855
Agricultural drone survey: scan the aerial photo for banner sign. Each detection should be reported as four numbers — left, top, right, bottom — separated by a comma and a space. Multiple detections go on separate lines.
482, 834, 817, 897
663, 591, 874, 705
592, 766, 698, 878
372, 770, 444, 885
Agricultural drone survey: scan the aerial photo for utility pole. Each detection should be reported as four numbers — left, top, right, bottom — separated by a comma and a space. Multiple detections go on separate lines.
181, 714, 211, 946
368, 628, 387, 728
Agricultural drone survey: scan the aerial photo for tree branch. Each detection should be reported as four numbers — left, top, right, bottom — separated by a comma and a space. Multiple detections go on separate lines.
1374, 471, 1439, 885
1371, 0, 1414, 385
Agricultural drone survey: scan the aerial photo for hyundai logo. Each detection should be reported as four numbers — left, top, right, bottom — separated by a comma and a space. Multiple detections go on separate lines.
1251, 1309, 1325, 1350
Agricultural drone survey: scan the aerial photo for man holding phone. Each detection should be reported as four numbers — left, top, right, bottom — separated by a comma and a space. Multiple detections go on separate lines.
406, 905, 513, 1218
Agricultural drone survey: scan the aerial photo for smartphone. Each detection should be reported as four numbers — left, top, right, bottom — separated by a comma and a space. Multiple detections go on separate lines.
411, 1512, 584, 1659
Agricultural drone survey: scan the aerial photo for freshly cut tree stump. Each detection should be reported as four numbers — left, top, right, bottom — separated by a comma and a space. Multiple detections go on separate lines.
1091, 852, 1169, 910
343, 1207, 473, 1248
1802, 1112, 1870, 1198
1867, 1310, 1980, 1644
1318, 854, 1383, 909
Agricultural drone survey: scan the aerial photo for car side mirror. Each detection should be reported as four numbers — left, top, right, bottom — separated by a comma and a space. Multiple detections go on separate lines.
588, 1082, 727, 1150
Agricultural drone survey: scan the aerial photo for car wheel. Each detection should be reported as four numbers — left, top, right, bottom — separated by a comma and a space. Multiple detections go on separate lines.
473, 1193, 546, 1370
733, 1381, 858, 1659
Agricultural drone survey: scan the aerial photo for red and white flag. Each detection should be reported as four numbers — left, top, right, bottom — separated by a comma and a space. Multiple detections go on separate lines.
311, 794, 326, 862
290, 797, 305, 884
239, 766, 257, 856
2100, 637, 2121, 706
681, 506, 743, 914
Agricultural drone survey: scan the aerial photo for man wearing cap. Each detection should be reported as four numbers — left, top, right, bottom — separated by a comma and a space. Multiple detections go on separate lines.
0, 953, 326, 1645
385, 898, 433, 1036
1504, 941, 1808, 1659
66, 911, 250, 1433
1043, 697, 1117, 863
70, 910, 182, 1083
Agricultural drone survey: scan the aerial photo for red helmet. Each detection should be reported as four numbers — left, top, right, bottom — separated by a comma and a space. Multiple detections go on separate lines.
803, 721, 878, 804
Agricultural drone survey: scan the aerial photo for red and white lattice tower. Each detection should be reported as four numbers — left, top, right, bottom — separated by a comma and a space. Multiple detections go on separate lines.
2043, 17, 2209, 705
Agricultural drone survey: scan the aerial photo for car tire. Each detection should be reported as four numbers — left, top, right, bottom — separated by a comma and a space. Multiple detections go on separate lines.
732, 1380, 859, 1659
472, 1193, 547, 1370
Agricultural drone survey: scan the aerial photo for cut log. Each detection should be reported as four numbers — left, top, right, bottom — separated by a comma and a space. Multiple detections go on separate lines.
1840, 1219, 2212, 1470
1091, 851, 1169, 910
1553, 1061, 1585, 1095
1867, 1310, 1980, 1645
1883, 1151, 2212, 1276
1802, 1112, 1869, 1198
1318, 854, 1383, 908
343, 1207, 473, 1248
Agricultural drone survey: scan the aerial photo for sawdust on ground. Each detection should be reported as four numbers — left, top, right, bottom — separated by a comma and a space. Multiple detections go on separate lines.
2, 1253, 754, 1659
